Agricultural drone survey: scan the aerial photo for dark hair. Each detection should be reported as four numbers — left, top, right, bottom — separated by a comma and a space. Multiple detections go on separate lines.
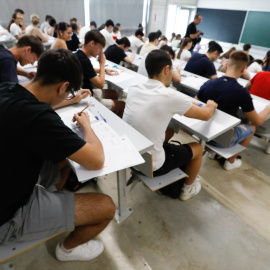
135, 29, 144, 37
116, 23, 121, 27
15, 8, 24, 14
208, 41, 223, 54
113, 26, 119, 33
56, 22, 70, 37
16, 36, 44, 57
171, 33, 175, 37
33, 49, 82, 91
45, 15, 53, 21
138, 23, 143, 28
220, 47, 236, 59
229, 51, 249, 68
105, 19, 114, 27
248, 59, 263, 67
70, 18, 77, 23
84, 29, 106, 47
177, 37, 192, 59
49, 18, 56, 27
70, 22, 78, 32
196, 37, 201, 43
116, 37, 130, 48
160, 45, 175, 59
156, 30, 162, 38
97, 24, 105, 31
243, 43, 251, 51
148, 32, 158, 42
176, 34, 181, 39
90, 21, 97, 28
264, 50, 270, 68
145, 50, 172, 78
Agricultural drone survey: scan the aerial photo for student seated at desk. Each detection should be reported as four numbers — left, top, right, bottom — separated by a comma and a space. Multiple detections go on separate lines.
100, 19, 116, 51
128, 29, 145, 54
25, 14, 48, 43
66, 22, 82, 52
75, 30, 125, 117
196, 51, 270, 170
104, 37, 135, 65
176, 37, 192, 61
0, 49, 115, 261
139, 32, 159, 56
246, 71, 270, 101
138, 45, 181, 83
0, 35, 43, 83
184, 41, 223, 79
50, 22, 72, 50
123, 50, 217, 200
247, 59, 263, 74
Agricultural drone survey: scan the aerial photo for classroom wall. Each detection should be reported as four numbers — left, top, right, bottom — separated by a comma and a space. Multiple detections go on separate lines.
147, 0, 197, 35
197, 0, 270, 11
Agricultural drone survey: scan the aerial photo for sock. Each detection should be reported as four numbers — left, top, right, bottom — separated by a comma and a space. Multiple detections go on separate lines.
60, 242, 74, 253
183, 183, 193, 189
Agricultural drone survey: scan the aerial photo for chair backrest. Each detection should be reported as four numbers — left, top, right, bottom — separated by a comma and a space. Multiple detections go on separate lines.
133, 152, 153, 178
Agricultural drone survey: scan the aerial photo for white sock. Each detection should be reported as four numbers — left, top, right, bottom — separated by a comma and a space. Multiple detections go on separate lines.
60, 242, 74, 253
184, 183, 193, 189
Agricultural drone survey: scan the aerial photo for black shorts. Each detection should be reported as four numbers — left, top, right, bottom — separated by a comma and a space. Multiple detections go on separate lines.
153, 143, 193, 177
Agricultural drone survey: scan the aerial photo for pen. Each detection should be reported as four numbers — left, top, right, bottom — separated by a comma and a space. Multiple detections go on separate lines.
72, 105, 89, 121
98, 111, 107, 122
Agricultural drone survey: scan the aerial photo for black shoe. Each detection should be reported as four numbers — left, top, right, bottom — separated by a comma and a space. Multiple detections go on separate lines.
65, 170, 87, 192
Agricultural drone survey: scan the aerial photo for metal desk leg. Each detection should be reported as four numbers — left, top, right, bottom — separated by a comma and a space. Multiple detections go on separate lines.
114, 169, 133, 223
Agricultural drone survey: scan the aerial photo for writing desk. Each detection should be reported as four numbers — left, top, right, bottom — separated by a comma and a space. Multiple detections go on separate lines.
125, 51, 142, 69
56, 98, 153, 223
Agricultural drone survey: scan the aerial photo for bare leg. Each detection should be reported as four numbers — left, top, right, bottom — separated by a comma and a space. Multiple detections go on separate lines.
63, 193, 115, 249
102, 89, 119, 100
228, 126, 255, 163
111, 100, 125, 118
184, 142, 203, 185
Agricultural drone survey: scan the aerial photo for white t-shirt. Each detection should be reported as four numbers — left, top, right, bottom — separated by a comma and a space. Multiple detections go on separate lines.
123, 79, 192, 170
139, 43, 157, 56
10, 23, 22, 37
247, 62, 262, 74
100, 28, 115, 51
180, 49, 191, 61
128, 35, 144, 53
79, 25, 91, 42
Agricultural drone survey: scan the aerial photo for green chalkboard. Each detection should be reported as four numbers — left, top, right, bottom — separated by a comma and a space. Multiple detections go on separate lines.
241, 11, 270, 48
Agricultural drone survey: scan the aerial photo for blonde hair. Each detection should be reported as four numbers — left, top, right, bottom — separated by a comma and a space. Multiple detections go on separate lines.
177, 37, 191, 59
31, 14, 40, 26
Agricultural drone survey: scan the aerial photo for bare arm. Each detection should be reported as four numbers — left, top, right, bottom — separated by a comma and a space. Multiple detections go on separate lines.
124, 52, 135, 63
172, 67, 181, 83
184, 100, 218, 120
245, 105, 270, 126
189, 31, 202, 39
17, 66, 35, 79
91, 52, 106, 88
246, 81, 252, 90
68, 111, 104, 170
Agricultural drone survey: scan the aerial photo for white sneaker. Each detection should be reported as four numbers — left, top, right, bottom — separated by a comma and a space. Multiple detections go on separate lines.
180, 181, 201, 201
223, 158, 242, 171
55, 240, 104, 261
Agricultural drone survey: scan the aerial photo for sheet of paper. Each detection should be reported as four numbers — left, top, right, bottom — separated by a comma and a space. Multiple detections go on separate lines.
181, 76, 207, 90
252, 99, 268, 114
69, 122, 145, 182
105, 72, 135, 84
174, 114, 202, 126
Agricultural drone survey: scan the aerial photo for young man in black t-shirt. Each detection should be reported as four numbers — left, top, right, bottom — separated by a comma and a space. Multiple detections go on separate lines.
0, 35, 43, 83
75, 30, 125, 117
0, 49, 115, 261
196, 51, 270, 170
185, 41, 223, 79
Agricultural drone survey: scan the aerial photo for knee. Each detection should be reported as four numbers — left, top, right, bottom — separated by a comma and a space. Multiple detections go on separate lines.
189, 142, 204, 158
99, 194, 116, 220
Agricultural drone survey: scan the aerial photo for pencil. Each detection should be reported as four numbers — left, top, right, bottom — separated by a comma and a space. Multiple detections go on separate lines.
78, 104, 89, 116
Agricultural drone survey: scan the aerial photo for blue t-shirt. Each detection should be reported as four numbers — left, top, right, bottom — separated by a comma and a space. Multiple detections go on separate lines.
0, 45, 18, 83
262, 64, 270, 71
197, 76, 254, 117
184, 53, 216, 78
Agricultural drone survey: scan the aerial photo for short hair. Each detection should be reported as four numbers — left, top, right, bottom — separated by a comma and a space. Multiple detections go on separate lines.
176, 34, 181, 39
84, 29, 106, 47
208, 41, 223, 54
116, 23, 121, 27
156, 30, 162, 38
70, 18, 77, 23
45, 15, 53, 21
90, 21, 97, 28
16, 36, 44, 57
15, 8, 24, 14
195, 13, 202, 19
30, 14, 40, 26
148, 32, 158, 42
33, 49, 82, 91
228, 51, 249, 69
145, 50, 172, 78
243, 43, 251, 51
70, 22, 78, 32
105, 19, 114, 27
116, 37, 130, 48
135, 29, 144, 37
160, 45, 175, 59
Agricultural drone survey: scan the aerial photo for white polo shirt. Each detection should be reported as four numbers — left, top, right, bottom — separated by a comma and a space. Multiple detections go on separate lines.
128, 35, 144, 53
100, 28, 115, 51
123, 79, 192, 170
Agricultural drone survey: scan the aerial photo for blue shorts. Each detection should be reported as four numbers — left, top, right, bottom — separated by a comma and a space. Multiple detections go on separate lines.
208, 124, 253, 148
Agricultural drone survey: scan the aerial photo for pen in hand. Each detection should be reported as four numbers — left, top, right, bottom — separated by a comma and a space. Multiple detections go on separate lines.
72, 104, 89, 121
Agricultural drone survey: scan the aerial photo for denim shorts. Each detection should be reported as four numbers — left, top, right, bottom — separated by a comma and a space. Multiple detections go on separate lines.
208, 124, 253, 148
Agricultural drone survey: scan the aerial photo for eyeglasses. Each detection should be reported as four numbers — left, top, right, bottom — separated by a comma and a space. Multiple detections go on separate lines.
66, 88, 75, 100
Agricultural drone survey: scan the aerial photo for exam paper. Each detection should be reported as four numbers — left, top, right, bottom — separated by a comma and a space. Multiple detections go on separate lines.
105, 71, 135, 84
181, 76, 207, 90
70, 122, 145, 182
